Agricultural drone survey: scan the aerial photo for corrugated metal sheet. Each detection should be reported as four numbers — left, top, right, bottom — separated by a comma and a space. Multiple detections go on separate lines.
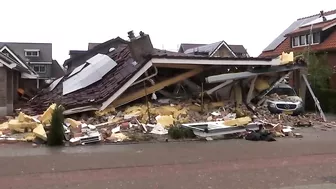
263, 16, 319, 52
62, 54, 117, 95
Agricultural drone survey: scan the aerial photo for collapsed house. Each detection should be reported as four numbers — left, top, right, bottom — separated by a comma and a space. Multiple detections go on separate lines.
23, 31, 309, 116
0, 31, 326, 144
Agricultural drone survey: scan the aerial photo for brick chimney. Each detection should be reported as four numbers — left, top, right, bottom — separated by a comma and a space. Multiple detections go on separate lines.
128, 30, 154, 63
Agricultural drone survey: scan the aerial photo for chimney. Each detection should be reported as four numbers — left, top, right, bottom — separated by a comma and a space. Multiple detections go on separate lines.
128, 31, 154, 63
128, 30, 136, 40
320, 10, 327, 22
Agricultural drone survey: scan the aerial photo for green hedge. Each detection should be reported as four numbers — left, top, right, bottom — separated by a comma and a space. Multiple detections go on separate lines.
305, 88, 336, 113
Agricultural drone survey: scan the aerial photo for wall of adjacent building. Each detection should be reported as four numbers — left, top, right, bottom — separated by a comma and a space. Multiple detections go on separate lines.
0, 67, 7, 116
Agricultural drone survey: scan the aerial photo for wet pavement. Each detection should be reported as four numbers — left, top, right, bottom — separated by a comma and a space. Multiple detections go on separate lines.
1, 127, 336, 188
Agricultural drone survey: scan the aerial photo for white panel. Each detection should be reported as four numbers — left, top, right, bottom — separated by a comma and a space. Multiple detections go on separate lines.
68, 63, 86, 77
62, 54, 117, 95
49, 76, 64, 91
302, 13, 336, 27
87, 53, 110, 65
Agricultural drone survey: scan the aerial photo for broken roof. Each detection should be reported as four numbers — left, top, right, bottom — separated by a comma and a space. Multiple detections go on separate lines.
25, 32, 290, 115
63, 37, 128, 67
28, 44, 142, 113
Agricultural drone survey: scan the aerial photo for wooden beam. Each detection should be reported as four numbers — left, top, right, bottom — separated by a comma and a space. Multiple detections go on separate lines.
153, 63, 203, 69
246, 76, 257, 103
111, 68, 203, 107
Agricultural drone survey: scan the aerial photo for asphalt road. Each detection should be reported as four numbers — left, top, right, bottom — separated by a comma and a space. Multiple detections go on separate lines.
1, 127, 336, 189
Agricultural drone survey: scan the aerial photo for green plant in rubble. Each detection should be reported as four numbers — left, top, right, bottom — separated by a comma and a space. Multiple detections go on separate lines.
47, 104, 65, 146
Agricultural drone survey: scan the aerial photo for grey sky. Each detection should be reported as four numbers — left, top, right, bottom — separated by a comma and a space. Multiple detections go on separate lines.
1, 0, 335, 64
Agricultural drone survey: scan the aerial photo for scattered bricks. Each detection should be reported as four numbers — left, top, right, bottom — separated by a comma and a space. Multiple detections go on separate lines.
120, 122, 130, 130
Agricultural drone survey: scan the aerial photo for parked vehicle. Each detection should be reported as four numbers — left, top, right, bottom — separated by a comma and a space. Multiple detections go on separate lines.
265, 83, 304, 116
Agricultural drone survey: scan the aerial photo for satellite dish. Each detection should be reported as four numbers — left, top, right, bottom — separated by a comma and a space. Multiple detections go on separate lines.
109, 48, 115, 52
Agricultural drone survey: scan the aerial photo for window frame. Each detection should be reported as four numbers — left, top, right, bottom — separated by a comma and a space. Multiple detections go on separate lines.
292, 36, 299, 47
24, 50, 40, 57
292, 32, 320, 48
32, 65, 46, 73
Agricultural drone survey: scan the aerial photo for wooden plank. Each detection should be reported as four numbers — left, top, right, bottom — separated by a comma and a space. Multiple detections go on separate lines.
246, 76, 257, 103
153, 63, 202, 69
302, 74, 326, 122
111, 68, 203, 107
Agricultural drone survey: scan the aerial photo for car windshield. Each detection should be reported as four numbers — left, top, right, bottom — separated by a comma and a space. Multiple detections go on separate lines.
268, 87, 296, 96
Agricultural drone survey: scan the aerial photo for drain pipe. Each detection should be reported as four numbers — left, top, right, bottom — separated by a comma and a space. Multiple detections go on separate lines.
131, 66, 158, 86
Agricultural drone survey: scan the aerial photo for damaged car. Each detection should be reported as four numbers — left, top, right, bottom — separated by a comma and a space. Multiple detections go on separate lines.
265, 83, 304, 116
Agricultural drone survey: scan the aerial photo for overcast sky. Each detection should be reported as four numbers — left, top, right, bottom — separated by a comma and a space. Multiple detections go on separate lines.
1, 0, 335, 65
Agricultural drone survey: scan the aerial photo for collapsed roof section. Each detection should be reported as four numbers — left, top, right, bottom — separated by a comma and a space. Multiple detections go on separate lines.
24, 31, 303, 115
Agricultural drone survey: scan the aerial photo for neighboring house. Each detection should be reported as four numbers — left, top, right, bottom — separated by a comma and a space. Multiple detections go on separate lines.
259, 9, 336, 87
64, 37, 128, 73
178, 41, 250, 57
0, 52, 38, 116
0, 42, 64, 92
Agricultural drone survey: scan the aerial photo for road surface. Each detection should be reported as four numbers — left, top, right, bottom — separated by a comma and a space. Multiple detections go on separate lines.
1, 127, 336, 189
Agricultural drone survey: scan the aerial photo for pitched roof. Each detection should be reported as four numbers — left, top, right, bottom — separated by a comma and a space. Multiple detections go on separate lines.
63, 37, 128, 66
260, 9, 336, 57
0, 52, 31, 73
179, 43, 248, 56
228, 45, 248, 55
260, 29, 336, 57
0, 42, 52, 63
179, 43, 206, 52
286, 18, 336, 36
150, 49, 269, 61
88, 43, 100, 50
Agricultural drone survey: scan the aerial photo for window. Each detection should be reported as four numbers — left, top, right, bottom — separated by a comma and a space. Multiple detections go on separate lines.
292, 37, 299, 47
292, 32, 320, 47
300, 35, 306, 45
33, 65, 46, 73
313, 32, 320, 44
24, 50, 40, 57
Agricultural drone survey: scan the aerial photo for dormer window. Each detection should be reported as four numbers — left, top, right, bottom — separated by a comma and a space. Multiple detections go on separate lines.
292, 32, 320, 47
24, 49, 40, 57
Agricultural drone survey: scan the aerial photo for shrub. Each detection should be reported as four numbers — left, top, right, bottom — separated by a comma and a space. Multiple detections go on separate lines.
168, 126, 196, 139
305, 88, 336, 113
47, 104, 65, 146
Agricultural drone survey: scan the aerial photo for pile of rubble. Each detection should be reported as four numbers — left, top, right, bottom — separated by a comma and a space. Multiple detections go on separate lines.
0, 96, 333, 145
